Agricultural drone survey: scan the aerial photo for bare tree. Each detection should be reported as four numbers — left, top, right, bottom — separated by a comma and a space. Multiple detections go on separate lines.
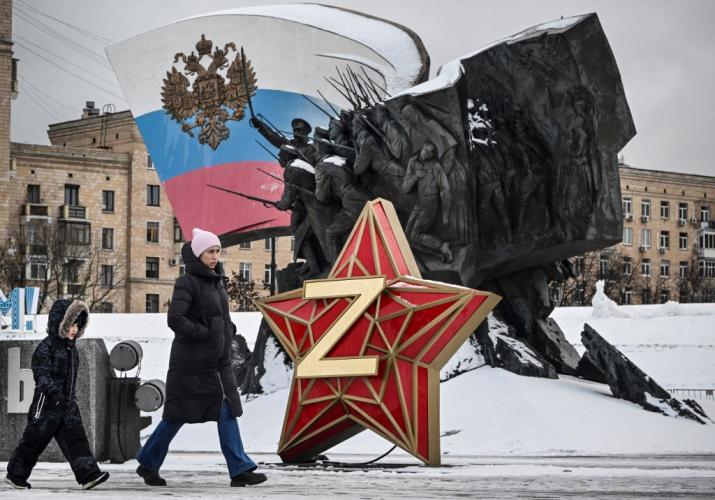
1, 221, 129, 313
226, 271, 261, 312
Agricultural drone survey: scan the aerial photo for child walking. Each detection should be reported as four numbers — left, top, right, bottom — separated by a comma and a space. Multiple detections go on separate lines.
4, 299, 109, 490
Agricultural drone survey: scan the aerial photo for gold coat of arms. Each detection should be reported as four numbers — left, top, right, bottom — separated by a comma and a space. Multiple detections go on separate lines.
161, 35, 258, 150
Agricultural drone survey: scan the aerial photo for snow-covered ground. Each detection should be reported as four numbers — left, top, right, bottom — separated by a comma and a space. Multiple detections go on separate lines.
3, 453, 715, 498
3, 299, 715, 459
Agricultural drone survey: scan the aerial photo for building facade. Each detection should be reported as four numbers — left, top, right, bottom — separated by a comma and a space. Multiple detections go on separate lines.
3, 107, 294, 313
554, 163, 715, 306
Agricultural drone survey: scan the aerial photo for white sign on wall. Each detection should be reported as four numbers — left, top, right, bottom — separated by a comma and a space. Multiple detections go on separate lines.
7, 347, 35, 414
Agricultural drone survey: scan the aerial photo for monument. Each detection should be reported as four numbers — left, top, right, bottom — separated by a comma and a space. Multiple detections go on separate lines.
108, 4, 676, 462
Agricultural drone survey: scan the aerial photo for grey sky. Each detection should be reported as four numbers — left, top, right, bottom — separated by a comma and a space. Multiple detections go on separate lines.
10, 0, 715, 177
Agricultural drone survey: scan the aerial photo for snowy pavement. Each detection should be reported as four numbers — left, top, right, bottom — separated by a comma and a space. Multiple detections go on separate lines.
3, 453, 715, 499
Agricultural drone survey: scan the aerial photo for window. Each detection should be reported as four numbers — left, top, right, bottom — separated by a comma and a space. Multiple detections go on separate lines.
642, 289, 651, 305
642, 229, 651, 248
63, 260, 81, 284
679, 232, 688, 250
660, 231, 669, 249
264, 264, 272, 289
624, 288, 632, 305
28, 257, 47, 280
64, 185, 79, 205
147, 185, 160, 206
102, 190, 115, 212
660, 290, 670, 304
146, 257, 159, 279
239, 241, 252, 249
624, 257, 633, 276
642, 259, 651, 277
27, 185, 40, 204
147, 221, 160, 243
575, 286, 585, 306
661, 260, 670, 278
291, 236, 295, 252
641, 199, 651, 218
179, 257, 185, 276
101, 228, 114, 250
699, 260, 715, 278
239, 262, 252, 281
147, 155, 154, 169
551, 284, 561, 303
702, 205, 710, 222
679, 261, 688, 279
660, 201, 670, 219
678, 203, 688, 221
173, 218, 185, 243
101, 265, 114, 287
146, 294, 159, 313
265, 238, 273, 251
623, 227, 632, 246
575, 256, 585, 274
26, 222, 40, 247
700, 233, 715, 249
599, 255, 609, 279
622, 197, 632, 216
63, 222, 90, 244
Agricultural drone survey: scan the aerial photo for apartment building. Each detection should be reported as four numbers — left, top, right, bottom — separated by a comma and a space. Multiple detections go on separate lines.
4, 108, 294, 313
555, 163, 715, 306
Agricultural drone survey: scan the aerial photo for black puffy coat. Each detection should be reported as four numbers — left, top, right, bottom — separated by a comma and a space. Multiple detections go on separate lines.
163, 242, 242, 423
28, 300, 89, 424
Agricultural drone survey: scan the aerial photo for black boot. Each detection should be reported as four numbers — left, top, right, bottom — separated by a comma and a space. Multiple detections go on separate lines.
4, 475, 31, 489
82, 471, 109, 490
136, 465, 167, 486
230, 469, 267, 487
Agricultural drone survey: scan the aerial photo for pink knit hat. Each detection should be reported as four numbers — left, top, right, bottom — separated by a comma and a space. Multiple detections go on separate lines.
191, 228, 221, 258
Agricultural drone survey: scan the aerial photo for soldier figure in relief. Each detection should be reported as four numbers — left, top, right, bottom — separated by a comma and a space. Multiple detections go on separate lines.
402, 142, 453, 263
250, 117, 316, 165
468, 99, 513, 244
512, 119, 552, 235
352, 113, 405, 202
315, 145, 373, 264
274, 145, 323, 278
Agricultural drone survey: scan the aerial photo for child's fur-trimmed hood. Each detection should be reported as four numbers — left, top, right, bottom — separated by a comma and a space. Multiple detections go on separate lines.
47, 299, 90, 340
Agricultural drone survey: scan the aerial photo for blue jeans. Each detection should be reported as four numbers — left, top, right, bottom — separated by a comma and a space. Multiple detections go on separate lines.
136, 401, 256, 478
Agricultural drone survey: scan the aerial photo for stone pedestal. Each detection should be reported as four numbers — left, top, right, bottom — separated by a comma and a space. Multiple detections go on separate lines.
0, 337, 111, 462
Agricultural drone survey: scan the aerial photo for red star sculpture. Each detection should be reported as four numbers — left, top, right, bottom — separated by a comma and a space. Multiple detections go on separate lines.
256, 199, 500, 465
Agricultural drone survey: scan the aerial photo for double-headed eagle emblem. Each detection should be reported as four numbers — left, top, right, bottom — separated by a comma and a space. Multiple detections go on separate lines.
161, 34, 258, 150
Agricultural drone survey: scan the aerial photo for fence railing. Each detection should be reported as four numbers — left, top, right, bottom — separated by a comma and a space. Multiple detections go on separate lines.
668, 389, 714, 400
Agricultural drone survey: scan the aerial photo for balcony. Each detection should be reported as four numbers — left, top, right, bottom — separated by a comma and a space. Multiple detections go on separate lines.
59, 205, 88, 220
62, 283, 85, 296
24, 244, 48, 256
59, 221, 91, 246
22, 203, 51, 217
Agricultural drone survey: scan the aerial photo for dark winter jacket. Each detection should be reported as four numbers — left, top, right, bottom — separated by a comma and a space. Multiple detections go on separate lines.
163, 242, 242, 423
28, 300, 89, 422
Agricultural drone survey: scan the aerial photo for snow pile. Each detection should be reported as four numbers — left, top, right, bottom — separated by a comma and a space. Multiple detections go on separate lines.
487, 312, 544, 368
590, 281, 634, 319
440, 337, 485, 381
4, 303, 715, 456
257, 336, 293, 395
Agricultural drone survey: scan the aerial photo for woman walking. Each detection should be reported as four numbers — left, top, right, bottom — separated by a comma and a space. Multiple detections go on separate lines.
135, 228, 267, 488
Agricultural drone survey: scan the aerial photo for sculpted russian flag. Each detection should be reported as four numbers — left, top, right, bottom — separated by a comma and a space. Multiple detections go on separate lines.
107, 4, 428, 244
